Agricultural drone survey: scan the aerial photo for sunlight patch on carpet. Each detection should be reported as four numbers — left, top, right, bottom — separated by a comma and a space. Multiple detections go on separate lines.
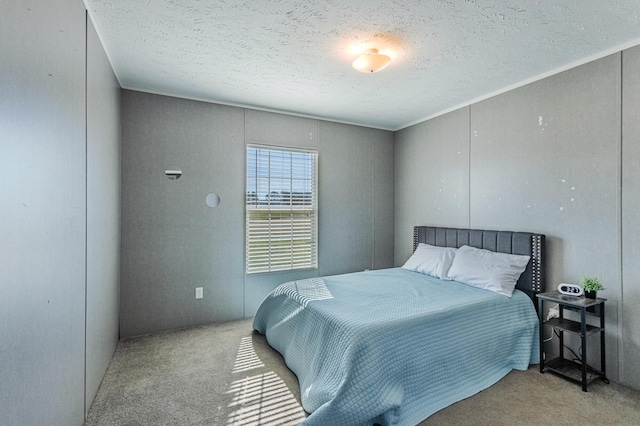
232, 336, 265, 373
226, 371, 306, 425
226, 335, 307, 425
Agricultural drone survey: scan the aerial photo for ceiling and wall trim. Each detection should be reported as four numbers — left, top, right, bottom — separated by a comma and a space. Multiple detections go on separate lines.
83, 0, 640, 131
104, 33, 640, 134
400, 36, 640, 131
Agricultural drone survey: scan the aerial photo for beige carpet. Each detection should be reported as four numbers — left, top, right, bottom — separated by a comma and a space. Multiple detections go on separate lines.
85, 319, 640, 426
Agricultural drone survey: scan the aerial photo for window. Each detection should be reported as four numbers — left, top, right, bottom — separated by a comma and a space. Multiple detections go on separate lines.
246, 145, 318, 273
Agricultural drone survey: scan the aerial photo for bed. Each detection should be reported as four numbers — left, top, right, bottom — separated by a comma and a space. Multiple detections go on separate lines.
253, 226, 546, 425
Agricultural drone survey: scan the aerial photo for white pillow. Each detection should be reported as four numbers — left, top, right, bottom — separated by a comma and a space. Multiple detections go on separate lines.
402, 243, 457, 280
447, 245, 530, 297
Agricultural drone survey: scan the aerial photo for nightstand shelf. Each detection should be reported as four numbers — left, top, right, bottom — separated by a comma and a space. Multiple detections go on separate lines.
536, 290, 608, 392
543, 317, 602, 335
544, 357, 605, 387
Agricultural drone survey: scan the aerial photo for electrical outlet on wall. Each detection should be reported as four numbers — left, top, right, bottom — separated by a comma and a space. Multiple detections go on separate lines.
195, 287, 203, 299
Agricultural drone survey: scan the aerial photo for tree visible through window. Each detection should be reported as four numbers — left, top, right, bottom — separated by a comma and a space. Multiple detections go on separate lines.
246, 145, 318, 273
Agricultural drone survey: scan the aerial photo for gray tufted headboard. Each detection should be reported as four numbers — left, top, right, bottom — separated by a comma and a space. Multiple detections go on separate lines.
413, 226, 546, 302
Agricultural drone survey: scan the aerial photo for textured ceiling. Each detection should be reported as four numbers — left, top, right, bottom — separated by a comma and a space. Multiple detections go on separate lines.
84, 0, 640, 130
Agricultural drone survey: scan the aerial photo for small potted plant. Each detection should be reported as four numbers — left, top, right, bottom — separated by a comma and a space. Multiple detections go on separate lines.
581, 276, 605, 299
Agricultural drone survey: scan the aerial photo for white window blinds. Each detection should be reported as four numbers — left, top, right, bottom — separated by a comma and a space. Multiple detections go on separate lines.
246, 145, 318, 273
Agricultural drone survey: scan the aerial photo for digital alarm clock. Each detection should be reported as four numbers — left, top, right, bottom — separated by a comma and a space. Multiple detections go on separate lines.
557, 283, 584, 296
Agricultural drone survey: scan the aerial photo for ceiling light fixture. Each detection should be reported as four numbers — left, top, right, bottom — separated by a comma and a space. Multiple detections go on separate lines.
352, 48, 391, 73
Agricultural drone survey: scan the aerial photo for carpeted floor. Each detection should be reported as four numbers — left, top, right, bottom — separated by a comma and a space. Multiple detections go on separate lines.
85, 318, 640, 426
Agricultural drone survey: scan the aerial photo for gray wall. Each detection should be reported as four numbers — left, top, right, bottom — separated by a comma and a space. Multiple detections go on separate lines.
120, 92, 246, 337
621, 45, 640, 390
395, 51, 640, 390
0, 2, 121, 424
85, 17, 122, 415
394, 107, 470, 264
120, 93, 394, 337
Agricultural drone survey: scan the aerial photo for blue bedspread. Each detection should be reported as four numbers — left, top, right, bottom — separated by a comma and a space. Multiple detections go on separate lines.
253, 268, 539, 425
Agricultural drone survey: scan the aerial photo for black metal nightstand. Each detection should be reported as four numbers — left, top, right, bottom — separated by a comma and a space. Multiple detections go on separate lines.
536, 290, 608, 391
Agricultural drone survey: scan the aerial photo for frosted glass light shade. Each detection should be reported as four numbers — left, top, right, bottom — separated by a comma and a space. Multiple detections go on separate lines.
352, 48, 391, 73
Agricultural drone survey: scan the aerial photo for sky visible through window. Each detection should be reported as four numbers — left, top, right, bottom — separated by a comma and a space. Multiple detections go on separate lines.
247, 147, 313, 206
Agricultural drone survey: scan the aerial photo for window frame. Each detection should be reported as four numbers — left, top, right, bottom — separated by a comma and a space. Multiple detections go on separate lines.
245, 144, 318, 274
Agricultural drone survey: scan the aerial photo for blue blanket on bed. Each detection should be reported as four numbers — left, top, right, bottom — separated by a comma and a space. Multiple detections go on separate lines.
253, 268, 539, 425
